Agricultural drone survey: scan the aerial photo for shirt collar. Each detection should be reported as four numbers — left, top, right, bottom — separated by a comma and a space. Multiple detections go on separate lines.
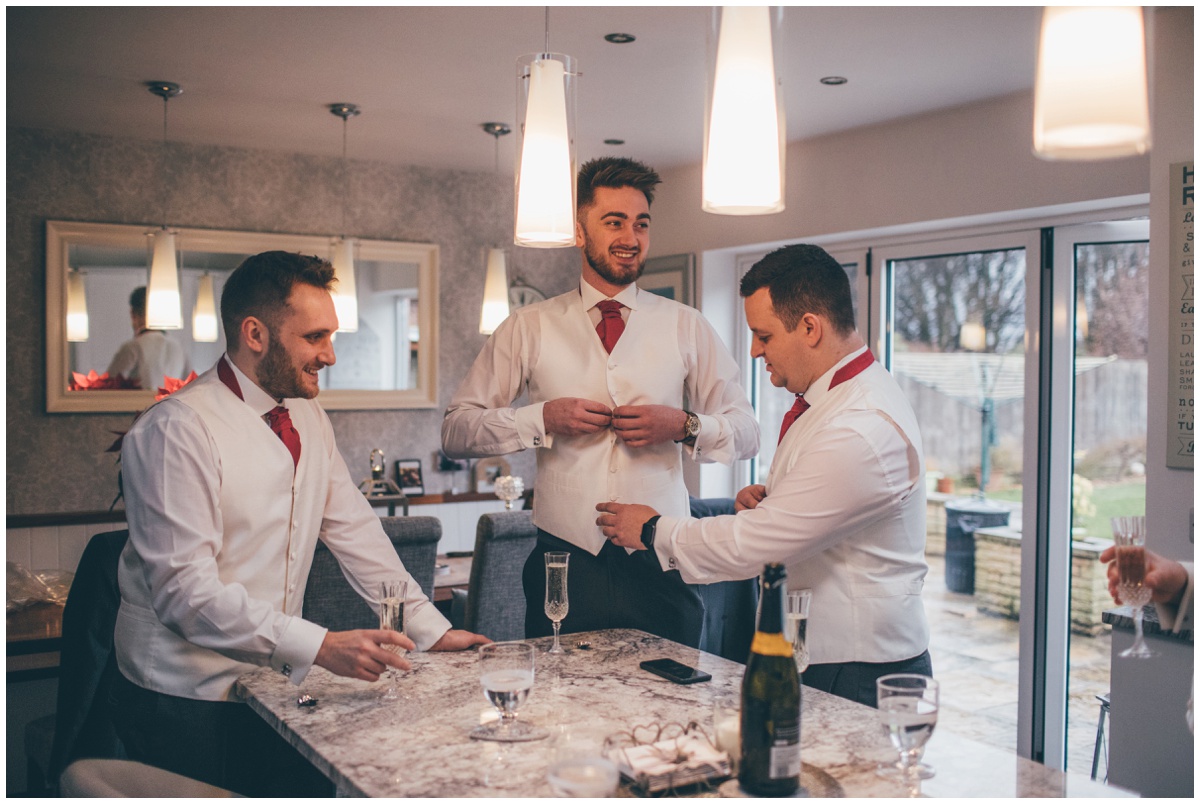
802, 345, 870, 407
223, 353, 282, 417
579, 279, 640, 312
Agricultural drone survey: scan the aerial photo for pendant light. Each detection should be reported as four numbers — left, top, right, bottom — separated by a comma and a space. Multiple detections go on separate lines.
192, 273, 219, 343
329, 103, 361, 332
514, 8, 578, 248
703, 6, 786, 215
145, 81, 184, 329
481, 123, 513, 334
1033, 6, 1150, 160
66, 270, 89, 342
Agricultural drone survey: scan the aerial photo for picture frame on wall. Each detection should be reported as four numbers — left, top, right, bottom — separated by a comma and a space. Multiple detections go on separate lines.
639, 253, 696, 308
472, 456, 511, 494
394, 458, 425, 496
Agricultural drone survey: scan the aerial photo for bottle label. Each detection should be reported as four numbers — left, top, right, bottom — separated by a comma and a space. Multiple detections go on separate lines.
768, 723, 801, 779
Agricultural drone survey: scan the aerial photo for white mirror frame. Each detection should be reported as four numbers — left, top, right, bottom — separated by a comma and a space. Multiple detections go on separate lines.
46, 220, 439, 413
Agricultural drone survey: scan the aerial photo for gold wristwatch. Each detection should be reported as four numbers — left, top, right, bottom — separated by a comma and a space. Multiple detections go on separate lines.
676, 410, 701, 445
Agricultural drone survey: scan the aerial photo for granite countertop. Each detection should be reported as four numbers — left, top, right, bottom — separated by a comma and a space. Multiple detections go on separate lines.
1102, 604, 1193, 643
235, 629, 1129, 798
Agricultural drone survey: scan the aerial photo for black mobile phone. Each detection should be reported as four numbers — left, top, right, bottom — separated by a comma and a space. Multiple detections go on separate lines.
639, 658, 712, 685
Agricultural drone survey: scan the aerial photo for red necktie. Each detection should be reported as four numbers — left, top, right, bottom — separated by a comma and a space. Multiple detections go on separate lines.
596, 300, 625, 353
777, 349, 875, 445
218, 356, 302, 469
777, 395, 810, 444
266, 406, 302, 469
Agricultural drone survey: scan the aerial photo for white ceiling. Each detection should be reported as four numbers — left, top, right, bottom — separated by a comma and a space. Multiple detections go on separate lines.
7, 6, 1044, 174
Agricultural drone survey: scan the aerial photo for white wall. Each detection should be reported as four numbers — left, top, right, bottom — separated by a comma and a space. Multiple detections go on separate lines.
654, 90, 1149, 257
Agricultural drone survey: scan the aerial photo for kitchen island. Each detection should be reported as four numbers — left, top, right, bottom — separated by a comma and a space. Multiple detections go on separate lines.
236, 629, 1129, 797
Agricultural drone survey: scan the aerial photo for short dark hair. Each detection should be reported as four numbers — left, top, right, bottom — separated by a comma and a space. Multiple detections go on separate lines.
129, 286, 147, 317
220, 251, 336, 346
739, 244, 856, 335
577, 156, 661, 214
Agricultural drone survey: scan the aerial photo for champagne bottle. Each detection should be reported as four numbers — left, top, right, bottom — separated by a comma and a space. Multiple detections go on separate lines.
739, 562, 801, 796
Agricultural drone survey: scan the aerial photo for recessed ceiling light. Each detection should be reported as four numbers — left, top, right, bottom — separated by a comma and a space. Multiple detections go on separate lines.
819, 76, 848, 86
604, 139, 625, 146
604, 33, 636, 44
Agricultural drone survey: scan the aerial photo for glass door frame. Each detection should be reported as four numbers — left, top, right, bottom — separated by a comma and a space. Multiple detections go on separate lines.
871, 229, 1064, 764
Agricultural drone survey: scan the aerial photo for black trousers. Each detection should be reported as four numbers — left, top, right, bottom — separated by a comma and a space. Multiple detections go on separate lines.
522, 530, 704, 647
109, 670, 333, 797
802, 649, 934, 708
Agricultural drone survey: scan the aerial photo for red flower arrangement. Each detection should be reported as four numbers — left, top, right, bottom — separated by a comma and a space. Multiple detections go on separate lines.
69, 370, 141, 391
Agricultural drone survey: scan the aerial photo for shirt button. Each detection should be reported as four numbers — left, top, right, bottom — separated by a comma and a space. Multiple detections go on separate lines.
289, 551, 296, 560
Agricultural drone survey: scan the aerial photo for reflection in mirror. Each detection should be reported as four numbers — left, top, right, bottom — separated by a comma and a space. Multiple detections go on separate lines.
46, 221, 439, 413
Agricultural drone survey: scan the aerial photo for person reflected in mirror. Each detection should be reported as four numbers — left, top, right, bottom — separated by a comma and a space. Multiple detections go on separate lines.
597, 244, 932, 707
442, 157, 759, 647
114, 252, 489, 796
106, 286, 191, 389
1099, 545, 1193, 732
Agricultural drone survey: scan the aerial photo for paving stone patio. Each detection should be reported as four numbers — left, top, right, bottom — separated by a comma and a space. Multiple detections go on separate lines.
924, 554, 1113, 778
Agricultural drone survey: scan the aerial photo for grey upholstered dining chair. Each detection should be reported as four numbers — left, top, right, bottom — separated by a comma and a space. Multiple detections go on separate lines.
454, 511, 537, 642
302, 516, 441, 631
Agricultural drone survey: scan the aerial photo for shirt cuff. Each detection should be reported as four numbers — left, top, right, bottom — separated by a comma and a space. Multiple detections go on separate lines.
686, 413, 723, 463
407, 603, 453, 651
271, 615, 328, 685
515, 402, 552, 450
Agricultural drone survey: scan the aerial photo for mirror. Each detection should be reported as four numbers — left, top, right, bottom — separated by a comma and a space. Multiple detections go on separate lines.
46, 220, 439, 413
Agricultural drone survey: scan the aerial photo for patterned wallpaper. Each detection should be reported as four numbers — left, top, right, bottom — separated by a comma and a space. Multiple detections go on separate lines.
6, 126, 579, 514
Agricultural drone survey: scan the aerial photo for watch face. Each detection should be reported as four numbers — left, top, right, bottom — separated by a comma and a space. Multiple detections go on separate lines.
509, 283, 547, 309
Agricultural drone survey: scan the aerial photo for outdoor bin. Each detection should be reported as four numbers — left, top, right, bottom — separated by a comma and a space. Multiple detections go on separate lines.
944, 497, 1011, 594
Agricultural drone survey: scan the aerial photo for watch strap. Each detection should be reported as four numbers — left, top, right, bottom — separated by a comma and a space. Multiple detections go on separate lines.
640, 515, 662, 550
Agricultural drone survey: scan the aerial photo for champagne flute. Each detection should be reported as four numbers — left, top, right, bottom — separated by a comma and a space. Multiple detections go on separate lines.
785, 589, 812, 673
544, 552, 569, 655
378, 580, 408, 699
877, 674, 938, 783
471, 641, 547, 742
1113, 516, 1155, 659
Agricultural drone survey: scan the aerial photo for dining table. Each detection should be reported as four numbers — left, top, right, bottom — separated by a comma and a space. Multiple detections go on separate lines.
235, 628, 1130, 798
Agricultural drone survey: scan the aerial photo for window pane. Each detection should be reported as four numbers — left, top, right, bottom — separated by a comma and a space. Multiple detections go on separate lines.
1068, 238, 1149, 775
891, 247, 1027, 756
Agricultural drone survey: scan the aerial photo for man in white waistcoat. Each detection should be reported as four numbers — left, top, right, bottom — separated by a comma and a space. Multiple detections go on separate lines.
598, 244, 932, 706
442, 157, 758, 646
113, 251, 488, 795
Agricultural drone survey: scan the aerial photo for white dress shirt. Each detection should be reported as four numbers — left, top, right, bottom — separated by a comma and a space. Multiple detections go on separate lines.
116, 357, 449, 701
107, 329, 191, 389
442, 280, 758, 554
652, 346, 931, 665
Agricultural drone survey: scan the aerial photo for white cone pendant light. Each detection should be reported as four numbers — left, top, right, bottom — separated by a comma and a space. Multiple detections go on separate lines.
192, 273, 218, 343
66, 270, 89, 342
145, 81, 184, 329
1033, 6, 1150, 160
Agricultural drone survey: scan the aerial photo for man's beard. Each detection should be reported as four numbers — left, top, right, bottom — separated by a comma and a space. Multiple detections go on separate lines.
258, 338, 317, 400
584, 239, 645, 288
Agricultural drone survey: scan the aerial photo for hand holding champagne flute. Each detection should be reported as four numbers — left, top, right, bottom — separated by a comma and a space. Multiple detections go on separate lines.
1112, 516, 1156, 659
378, 580, 408, 698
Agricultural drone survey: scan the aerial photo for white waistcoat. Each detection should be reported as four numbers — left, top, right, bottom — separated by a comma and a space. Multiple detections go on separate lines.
531, 294, 691, 554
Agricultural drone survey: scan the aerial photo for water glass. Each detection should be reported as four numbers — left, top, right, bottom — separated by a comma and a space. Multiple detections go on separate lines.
712, 700, 741, 773
546, 728, 619, 797
471, 641, 547, 742
877, 674, 938, 782
785, 589, 812, 672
